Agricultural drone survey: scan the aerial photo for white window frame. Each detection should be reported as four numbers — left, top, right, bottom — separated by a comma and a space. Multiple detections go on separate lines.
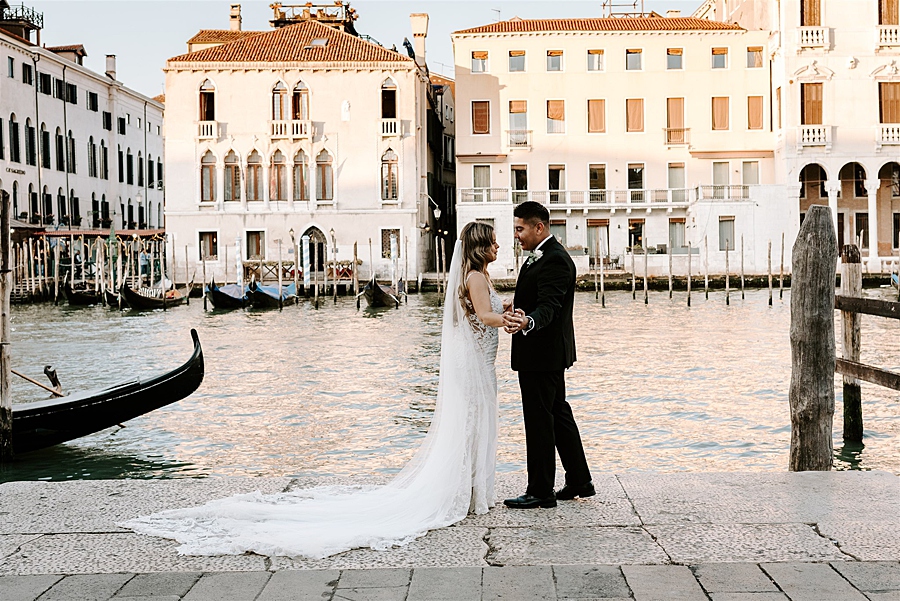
546, 49, 564, 72
471, 51, 488, 74
244, 228, 268, 261
197, 229, 221, 262
711, 47, 729, 70
587, 49, 605, 72
625, 48, 644, 71
667, 48, 684, 70
546, 98, 566, 135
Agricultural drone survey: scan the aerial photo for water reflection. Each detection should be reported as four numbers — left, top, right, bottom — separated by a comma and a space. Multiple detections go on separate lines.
2, 287, 898, 482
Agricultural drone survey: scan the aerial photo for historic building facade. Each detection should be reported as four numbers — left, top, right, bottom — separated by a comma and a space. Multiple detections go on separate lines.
163, 4, 453, 282
0, 2, 164, 233
452, 14, 788, 277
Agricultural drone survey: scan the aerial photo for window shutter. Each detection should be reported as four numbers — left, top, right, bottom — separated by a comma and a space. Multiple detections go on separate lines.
587, 99, 605, 133
509, 50, 525, 57
881, 82, 900, 123
801, 83, 823, 125
472, 101, 490, 134
626, 98, 644, 132
748, 96, 764, 129
667, 98, 684, 129
712, 47, 728, 55
802, 0, 821, 26
472, 51, 488, 60
547, 100, 565, 120
712, 97, 730, 130
587, 219, 609, 226
668, 48, 683, 56
547, 50, 563, 57
509, 100, 527, 113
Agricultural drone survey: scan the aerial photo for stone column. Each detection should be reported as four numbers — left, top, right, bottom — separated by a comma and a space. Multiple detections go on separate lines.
865, 179, 881, 272
826, 183, 840, 234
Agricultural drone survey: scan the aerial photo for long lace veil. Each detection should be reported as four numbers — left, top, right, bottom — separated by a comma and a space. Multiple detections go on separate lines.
121, 239, 497, 559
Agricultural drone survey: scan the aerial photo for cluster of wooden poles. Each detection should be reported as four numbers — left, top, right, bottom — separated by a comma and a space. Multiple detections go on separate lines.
12, 233, 175, 305
590, 233, 788, 307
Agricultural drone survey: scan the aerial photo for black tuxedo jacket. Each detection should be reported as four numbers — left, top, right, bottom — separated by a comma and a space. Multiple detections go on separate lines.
511, 236, 577, 372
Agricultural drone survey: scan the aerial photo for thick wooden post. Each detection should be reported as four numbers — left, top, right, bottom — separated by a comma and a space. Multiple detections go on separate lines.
668, 243, 673, 299
789, 205, 838, 471
704, 235, 709, 300
768, 240, 773, 306
599, 247, 605, 308
725, 240, 730, 306
780, 232, 785, 300
740, 234, 745, 300
687, 241, 692, 307
53, 238, 60, 305
0, 191, 11, 461
643, 246, 648, 305
593, 237, 599, 301
631, 248, 636, 300
840, 245, 863, 443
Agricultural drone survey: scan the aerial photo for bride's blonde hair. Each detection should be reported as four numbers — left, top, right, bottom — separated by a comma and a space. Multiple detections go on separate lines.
458, 221, 495, 315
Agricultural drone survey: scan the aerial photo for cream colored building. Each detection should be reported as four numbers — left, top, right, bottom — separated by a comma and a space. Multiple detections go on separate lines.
709, 0, 900, 272
163, 4, 453, 283
452, 14, 789, 277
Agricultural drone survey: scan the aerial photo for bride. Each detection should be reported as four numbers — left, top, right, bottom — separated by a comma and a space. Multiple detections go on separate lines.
122, 221, 510, 559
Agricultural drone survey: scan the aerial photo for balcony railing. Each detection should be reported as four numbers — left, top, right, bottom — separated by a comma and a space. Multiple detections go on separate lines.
798, 125, 833, 150
697, 185, 750, 201
507, 130, 532, 149
878, 25, 900, 47
664, 128, 690, 146
798, 26, 831, 49
381, 118, 400, 137
460, 188, 696, 206
459, 188, 509, 203
198, 121, 218, 140
270, 120, 313, 139
878, 124, 900, 148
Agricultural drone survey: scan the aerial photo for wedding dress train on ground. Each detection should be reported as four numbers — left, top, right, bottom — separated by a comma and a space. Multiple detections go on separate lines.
122, 241, 499, 559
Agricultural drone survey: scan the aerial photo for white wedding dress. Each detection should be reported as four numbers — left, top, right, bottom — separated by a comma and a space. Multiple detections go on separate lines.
122, 241, 500, 559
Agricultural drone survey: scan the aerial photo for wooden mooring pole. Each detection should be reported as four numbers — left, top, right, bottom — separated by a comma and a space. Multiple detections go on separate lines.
643, 246, 648, 305
740, 234, 745, 300
840, 245, 863, 443
789, 205, 837, 471
668, 243, 673, 299
687, 241, 692, 307
725, 241, 730, 306
631, 249, 636, 300
780, 232, 785, 301
593, 237, 599, 301
704, 235, 709, 300
768, 240, 773, 306
0, 191, 11, 461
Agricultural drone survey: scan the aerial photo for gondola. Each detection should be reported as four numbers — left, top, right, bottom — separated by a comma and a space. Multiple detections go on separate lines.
206, 278, 248, 310
104, 289, 120, 307
247, 281, 298, 308
120, 282, 188, 310
63, 282, 102, 306
361, 276, 400, 308
12, 329, 204, 453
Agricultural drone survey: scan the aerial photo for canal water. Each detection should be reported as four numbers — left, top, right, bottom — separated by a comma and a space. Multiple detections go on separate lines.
2, 288, 898, 482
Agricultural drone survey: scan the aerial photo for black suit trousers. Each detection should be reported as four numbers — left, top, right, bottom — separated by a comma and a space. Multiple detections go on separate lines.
518, 370, 591, 498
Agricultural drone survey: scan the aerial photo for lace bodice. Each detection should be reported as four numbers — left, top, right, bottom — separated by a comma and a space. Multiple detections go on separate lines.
465, 284, 502, 362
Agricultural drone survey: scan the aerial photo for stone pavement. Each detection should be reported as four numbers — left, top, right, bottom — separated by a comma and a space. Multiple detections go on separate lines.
0, 471, 897, 600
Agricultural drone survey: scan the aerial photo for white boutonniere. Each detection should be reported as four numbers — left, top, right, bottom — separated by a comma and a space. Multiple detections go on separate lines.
525, 250, 543, 266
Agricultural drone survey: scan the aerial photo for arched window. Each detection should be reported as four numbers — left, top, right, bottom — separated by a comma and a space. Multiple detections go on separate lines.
127, 198, 134, 229
100, 142, 108, 180
8, 113, 20, 163
381, 79, 397, 119
201, 152, 216, 203
381, 148, 398, 200
272, 82, 288, 120
158, 204, 162, 229
91, 193, 99, 228
55, 127, 64, 172
247, 150, 263, 201
66, 130, 76, 174
57, 187, 66, 223
270, 150, 286, 201
126, 147, 133, 184
316, 150, 333, 201
28, 184, 37, 221
70, 189, 80, 225
101, 194, 110, 226
88, 136, 97, 178
224, 151, 240, 201
24, 118, 35, 166
11, 182, 19, 219
148, 155, 155, 188
293, 150, 309, 201
199, 79, 215, 121
137, 151, 144, 186
292, 82, 309, 120
41, 185, 51, 221
40, 123, 50, 168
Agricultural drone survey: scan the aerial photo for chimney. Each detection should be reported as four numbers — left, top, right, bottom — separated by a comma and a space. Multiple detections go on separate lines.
666, 10, 682, 17
409, 13, 428, 67
230, 4, 242, 31
105, 54, 116, 80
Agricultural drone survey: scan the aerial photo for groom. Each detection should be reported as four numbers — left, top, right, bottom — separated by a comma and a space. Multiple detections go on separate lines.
502, 201, 593, 509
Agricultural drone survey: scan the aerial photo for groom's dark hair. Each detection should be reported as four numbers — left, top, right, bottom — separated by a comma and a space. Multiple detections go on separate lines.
514, 201, 550, 227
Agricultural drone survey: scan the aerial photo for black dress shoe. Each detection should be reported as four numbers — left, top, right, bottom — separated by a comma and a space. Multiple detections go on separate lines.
503, 493, 557, 509
556, 481, 596, 500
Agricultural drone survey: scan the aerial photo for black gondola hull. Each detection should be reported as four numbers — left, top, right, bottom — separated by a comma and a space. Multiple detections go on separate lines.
120, 283, 187, 310
362, 277, 399, 308
63, 283, 101, 306
247, 282, 297, 309
207, 280, 246, 309
11, 329, 204, 453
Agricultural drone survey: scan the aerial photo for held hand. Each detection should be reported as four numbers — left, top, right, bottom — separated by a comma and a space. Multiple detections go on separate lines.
503, 311, 527, 334
502, 298, 513, 313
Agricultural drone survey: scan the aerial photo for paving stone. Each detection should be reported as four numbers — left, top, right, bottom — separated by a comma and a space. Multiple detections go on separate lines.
337, 568, 410, 589
112, 572, 201, 598
0, 534, 264, 575
708, 594, 788, 601
618, 472, 899, 525
553, 565, 631, 598
693, 563, 780, 593
487, 526, 668, 566
35, 574, 134, 601
0, 536, 42, 560
761, 563, 869, 601
622, 565, 708, 601
818, 522, 900, 561
0, 575, 63, 601
332, 588, 408, 601
648, 523, 846, 563
181, 572, 271, 601
0, 478, 291, 535
483, 565, 555, 601
865, 593, 900, 600
269, 526, 487, 570
407, 567, 482, 600
831, 562, 900, 592
256, 570, 340, 601
113, 597, 181, 601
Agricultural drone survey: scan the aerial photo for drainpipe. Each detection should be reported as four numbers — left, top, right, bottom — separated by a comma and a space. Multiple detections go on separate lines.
142, 100, 147, 230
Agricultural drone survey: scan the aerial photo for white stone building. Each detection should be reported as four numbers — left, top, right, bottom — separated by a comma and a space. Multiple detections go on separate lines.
0, 1, 164, 234
163, 4, 453, 284
452, 13, 791, 277
708, 0, 900, 272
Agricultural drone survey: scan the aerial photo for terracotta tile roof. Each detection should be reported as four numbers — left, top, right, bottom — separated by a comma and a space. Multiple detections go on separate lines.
170, 20, 412, 64
45, 44, 88, 55
454, 17, 744, 35
152, 93, 165, 104
187, 29, 265, 44
430, 73, 455, 96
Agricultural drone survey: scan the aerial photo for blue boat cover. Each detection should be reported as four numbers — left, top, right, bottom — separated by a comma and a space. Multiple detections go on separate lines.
253, 282, 297, 300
